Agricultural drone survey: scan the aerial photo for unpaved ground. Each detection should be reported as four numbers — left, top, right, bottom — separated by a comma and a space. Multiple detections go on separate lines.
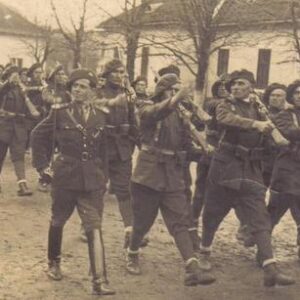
1, 157, 300, 300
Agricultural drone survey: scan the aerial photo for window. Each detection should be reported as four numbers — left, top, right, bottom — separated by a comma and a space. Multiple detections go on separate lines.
140, 47, 149, 79
217, 49, 229, 76
256, 49, 271, 89
10, 57, 23, 68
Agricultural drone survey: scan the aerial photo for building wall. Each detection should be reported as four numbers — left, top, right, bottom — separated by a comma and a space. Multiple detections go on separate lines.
0, 34, 38, 67
97, 26, 300, 95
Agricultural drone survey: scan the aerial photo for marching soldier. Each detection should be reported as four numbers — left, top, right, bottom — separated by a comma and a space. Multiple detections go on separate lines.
31, 69, 115, 296
199, 69, 295, 286
125, 73, 215, 286
0, 65, 38, 196
37, 65, 70, 193
269, 80, 300, 260
132, 76, 148, 102
96, 59, 137, 248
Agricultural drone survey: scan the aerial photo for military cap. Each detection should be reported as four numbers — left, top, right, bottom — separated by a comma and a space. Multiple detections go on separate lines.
154, 64, 181, 83
225, 69, 256, 92
47, 65, 64, 83
27, 63, 43, 78
2, 65, 19, 81
102, 59, 124, 78
262, 83, 287, 106
151, 73, 181, 101
132, 76, 148, 88
286, 80, 300, 104
67, 68, 97, 90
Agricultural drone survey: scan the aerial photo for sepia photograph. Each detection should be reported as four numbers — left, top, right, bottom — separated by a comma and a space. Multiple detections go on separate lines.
0, 0, 300, 299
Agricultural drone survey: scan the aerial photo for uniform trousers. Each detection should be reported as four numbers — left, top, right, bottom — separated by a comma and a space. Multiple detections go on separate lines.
130, 182, 194, 261
202, 180, 273, 262
50, 188, 105, 232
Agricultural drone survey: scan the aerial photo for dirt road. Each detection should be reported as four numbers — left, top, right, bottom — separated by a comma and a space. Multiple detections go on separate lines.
1, 158, 300, 300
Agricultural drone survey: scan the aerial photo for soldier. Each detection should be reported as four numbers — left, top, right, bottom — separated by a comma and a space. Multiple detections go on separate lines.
125, 73, 215, 286
132, 76, 148, 102
268, 80, 300, 260
0, 65, 38, 196
31, 69, 115, 296
36, 65, 70, 193
199, 69, 295, 286
96, 59, 137, 248
261, 83, 287, 186
19, 68, 29, 85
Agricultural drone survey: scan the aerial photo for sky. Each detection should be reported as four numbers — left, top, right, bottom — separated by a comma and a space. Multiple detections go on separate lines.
0, 0, 128, 29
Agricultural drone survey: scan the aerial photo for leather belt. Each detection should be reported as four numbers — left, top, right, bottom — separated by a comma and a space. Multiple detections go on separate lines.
60, 151, 98, 162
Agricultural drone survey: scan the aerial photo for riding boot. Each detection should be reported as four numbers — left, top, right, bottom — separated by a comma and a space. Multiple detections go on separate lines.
47, 225, 63, 281
86, 229, 116, 296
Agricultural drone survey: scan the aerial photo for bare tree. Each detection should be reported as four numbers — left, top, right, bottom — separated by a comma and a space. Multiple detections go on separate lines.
51, 0, 89, 68
98, 0, 151, 81
19, 19, 54, 66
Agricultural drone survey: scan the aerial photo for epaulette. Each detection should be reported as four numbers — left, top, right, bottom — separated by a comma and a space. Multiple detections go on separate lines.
51, 102, 70, 110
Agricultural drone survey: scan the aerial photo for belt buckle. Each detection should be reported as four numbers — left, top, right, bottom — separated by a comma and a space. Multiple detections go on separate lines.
81, 151, 89, 161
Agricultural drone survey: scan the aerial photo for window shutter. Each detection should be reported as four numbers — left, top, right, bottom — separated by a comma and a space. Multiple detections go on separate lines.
256, 49, 271, 89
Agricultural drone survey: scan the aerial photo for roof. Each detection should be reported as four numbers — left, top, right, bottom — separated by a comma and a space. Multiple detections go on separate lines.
0, 2, 42, 36
97, 0, 300, 31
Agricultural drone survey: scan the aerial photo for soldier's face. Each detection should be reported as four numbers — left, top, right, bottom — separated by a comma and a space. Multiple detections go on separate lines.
293, 87, 300, 107
33, 68, 43, 82
231, 79, 252, 99
71, 79, 92, 103
217, 83, 229, 98
135, 80, 147, 94
55, 70, 66, 85
107, 67, 125, 86
163, 85, 180, 99
269, 89, 286, 110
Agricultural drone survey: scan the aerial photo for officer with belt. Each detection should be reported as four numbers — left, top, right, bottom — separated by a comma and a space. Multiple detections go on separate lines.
31, 69, 115, 296
199, 69, 295, 287
125, 73, 215, 286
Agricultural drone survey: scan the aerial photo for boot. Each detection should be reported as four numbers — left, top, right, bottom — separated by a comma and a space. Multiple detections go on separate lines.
140, 235, 150, 248
17, 180, 33, 196
198, 247, 212, 271
126, 250, 141, 275
47, 260, 62, 281
38, 179, 50, 193
47, 226, 63, 281
263, 262, 295, 287
184, 258, 216, 286
86, 229, 116, 296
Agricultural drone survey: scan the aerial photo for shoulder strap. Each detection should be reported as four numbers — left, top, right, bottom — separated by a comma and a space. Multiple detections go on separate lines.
65, 108, 87, 135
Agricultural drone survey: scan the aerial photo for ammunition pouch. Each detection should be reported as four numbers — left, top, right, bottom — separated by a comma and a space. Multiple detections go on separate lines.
220, 142, 264, 161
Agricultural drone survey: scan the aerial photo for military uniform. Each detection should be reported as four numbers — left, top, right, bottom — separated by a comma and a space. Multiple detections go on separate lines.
0, 78, 33, 195
201, 96, 275, 264
126, 74, 215, 287
269, 107, 300, 247
97, 81, 136, 231
31, 69, 116, 295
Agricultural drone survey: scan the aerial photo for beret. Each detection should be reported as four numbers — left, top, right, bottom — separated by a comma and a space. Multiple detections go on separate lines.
67, 69, 97, 90
225, 69, 256, 92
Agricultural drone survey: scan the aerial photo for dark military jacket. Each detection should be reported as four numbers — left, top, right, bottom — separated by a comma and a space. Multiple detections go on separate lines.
0, 82, 30, 144
131, 98, 199, 192
262, 107, 282, 176
31, 102, 108, 191
208, 97, 267, 190
271, 108, 300, 195
97, 82, 136, 161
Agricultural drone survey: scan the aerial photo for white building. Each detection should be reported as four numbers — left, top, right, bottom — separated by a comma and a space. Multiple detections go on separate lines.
97, 0, 300, 94
0, 3, 43, 68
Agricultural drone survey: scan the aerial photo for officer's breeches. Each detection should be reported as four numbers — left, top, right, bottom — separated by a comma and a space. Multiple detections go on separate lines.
130, 182, 195, 261
50, 188, 105, 232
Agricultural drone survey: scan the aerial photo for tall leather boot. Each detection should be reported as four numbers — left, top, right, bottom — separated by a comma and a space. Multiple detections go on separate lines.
17, 180, 33, 196
47, 225, 63, 281
86, 229, 116, 296
263, 262, 295, 287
